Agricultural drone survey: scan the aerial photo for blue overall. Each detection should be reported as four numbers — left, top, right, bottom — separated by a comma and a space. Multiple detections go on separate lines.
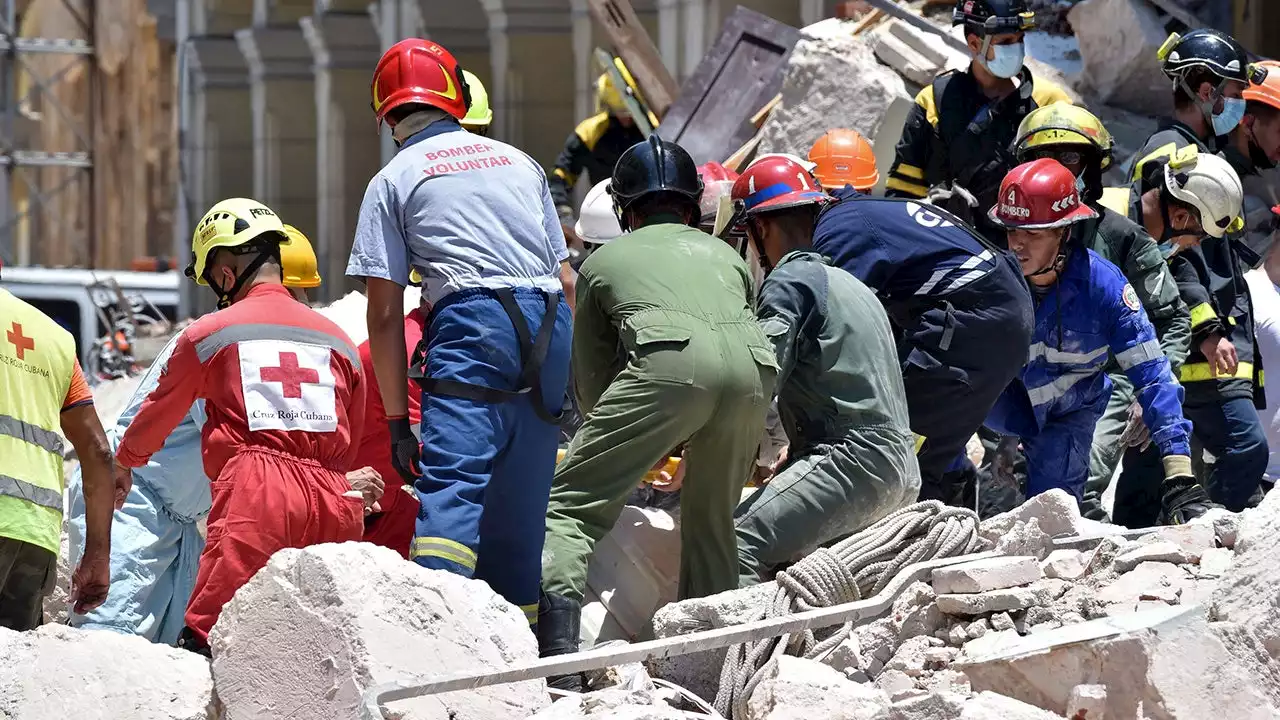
813, 189, 1035, 503
66, 334, 210, 644
985, 249, 1192, 501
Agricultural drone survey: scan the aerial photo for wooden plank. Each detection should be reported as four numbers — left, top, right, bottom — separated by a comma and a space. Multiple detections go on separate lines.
586, 0, 679, 116
749, 93, 782, 129
658, 7, 801, 165
861, 0, 970, 55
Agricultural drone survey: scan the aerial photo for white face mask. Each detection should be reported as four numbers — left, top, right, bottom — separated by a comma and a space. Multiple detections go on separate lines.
981, 42, 1025, 80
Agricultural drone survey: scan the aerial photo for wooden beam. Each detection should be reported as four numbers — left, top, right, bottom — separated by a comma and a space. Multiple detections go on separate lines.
586, 0, 679, 117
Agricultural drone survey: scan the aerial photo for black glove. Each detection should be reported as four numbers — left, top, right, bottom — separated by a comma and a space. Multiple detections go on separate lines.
388, 416, 422, 484
1158, 475, 1218, 525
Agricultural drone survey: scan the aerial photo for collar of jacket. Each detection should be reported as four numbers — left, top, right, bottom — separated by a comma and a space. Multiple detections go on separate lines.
398, 117, 465, 152
775, 249, 828, 269
1221, 143, 1257, 179
1049, 247, 1093, 307
1156, 118, 1214, 153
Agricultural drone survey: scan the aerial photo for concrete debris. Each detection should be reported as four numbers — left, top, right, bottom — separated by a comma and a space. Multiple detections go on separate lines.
1113, 542, 1189, 572
875, 669, 916, 697
891, 581, 945, 641
525, 689, 685, 720
890, 691, 966, 720
757, 32, 909, 158
1193, 507, 1241, 549
1039, 549, 1085, 581
991, 517, 1054, 560
583, 642, 656, 692
965, 618, 990, 639
210, 542, 548, 720
1067, 0, 1172, 116
1066, 684, 1106, 720
1140, 523, 1216, 562
884, 635, 944, 677
947, 624, 969, 646
0, 624, 215, 720
1210, 488, 1280, 659
980, 490, 1083, 541
933, 556, 1041, 595
990, 612, 1015, 632
936, 584, 1053, 616
820, 635, 865, 680
585, 505, 681, 642
1082, 535, 1133, 576
960, 691, 1064, 719
91, 372, 145, 430
745, 656, 893, 720
1096, 561, 1191, 607
924, 668, 972, 697
650, 581, 776, 700
1197, 547, 1234, 578
873, 28, 939, 87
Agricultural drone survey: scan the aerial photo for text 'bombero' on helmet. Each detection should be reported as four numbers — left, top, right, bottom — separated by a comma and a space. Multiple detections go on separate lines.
576, 179, 624, 245
988, 158, 1098, 230
610, 135, 704, 230
1162, 149, 1244, 238
371, 38, 473, 125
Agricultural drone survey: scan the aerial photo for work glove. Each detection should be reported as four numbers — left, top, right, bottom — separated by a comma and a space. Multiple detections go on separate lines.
1118, 402, 1152, 451
388, 416, 422, 485
1158, 474, 1218, 525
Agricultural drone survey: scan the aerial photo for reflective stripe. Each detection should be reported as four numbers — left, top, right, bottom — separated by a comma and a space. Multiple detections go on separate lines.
519, 603, 539, 625
0, 473, 62, 510
894, 164, 925, 180
886, 177, 928, 197
1115, 339, 1162, 371
1179, 361, 1255, 383
1188, 303, 1217, 329
1098, 187, 1131, 216
1027, 342, 1109, 366
0, 413, 63, 455
916, 250, 994, 296
410, 536, 478, 571
195, 323, 360, 366
1026, 370, 1094, 407
914, 434, 927, 454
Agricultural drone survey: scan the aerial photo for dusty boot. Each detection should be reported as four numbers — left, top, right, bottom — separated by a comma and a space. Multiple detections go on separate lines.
537, 591, 585, 693
177, 626, 211, 658
1158, 475, 1219, 525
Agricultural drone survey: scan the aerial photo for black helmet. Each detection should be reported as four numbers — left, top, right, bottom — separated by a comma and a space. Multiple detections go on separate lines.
952, 0, 1035, 36
610, 135, 704, 227
1159, 29, 1249, 84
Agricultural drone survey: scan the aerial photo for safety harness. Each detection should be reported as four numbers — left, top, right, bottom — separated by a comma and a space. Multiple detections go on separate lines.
408, 287, 566, 425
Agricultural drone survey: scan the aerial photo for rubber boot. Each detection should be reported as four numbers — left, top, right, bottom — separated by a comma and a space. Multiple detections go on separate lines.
537, 591, 585, 693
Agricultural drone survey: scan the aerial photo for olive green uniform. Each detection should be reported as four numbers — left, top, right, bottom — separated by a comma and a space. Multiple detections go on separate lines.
541, 222, 777, 603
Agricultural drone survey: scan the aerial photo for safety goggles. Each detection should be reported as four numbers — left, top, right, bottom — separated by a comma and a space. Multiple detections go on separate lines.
1028, 148, 1087, 167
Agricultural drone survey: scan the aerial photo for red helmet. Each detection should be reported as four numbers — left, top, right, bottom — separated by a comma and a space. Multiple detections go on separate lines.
697, 162, 739, 222
372, 39, 471, 124
731, 155, 830, 218
988, 158, 1098, 230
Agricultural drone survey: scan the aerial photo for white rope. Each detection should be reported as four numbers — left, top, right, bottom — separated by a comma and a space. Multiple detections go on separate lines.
713, 501, 982, 719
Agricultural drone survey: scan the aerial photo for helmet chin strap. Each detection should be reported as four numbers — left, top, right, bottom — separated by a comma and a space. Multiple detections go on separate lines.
1178, 75, 1226, 139
204, 249, 274, 309
746, 223, 774, 276
1023, 229, 1069, 279
1157, 192, 1202, 245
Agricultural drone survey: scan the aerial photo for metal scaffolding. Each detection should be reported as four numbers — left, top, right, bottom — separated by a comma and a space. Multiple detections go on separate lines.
0, 0, 95, 267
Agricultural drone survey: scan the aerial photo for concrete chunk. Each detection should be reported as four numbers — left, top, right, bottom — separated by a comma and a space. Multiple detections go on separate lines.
1096, 562, 1192, 607
1068, 0, 1171, 115
1211, 489, 1280, 659
873, 28, 941, 86
960, 691, 1063, 719
1141, 523, 1216, 562
209, 543, 548, 720
1193, 507, 1241, 548
980, 489, 1083, 541
889, 691, 966, 720
933, 556, 1041, 595
746, 656, 892, 720
1114, 542, 1189, 572
0, 624, 215, 719
936, 585, 1052, 616
1198, 547, 1234, 578
526, 688, 685, 719
1067, 684, 1106, 720
1040, 549, 1085, 581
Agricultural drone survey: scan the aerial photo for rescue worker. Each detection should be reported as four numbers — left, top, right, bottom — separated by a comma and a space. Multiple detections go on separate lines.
63, 226, 386, 644
539, 136, 777, 688
1009, 104, 1193, 521
1130, 28, 1251, 188
886, 0, 1073, 246
1224, 61, 1280, 265
0, 257, 116, 629
812, 179, 1035, 507
726, 156, 919, 586
350, 39, 573, 628
1245, 214, 1280, 483
809, 128, 880, 192
550, 58, 650, 244
459, 70, 493, 137
984, 159, 1197, 513
115, 198, 368, 654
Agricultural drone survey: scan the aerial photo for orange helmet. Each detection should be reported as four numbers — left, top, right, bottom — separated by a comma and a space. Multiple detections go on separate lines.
1243, 61, 1280, 111
808, 129, 879, 191
371, 39, 471, 124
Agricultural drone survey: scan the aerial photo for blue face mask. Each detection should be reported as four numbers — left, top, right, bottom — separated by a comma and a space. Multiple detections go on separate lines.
1212, 97, 1246, 136
1158, 242, 1180, 259
981, 42, 1025, 80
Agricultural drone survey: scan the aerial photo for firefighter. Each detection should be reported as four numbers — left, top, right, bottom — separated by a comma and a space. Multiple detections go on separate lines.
66, 225, 384, 643
539, 136, 776, 690
1009, 104, 1193, 521
809, 128, 880, 192
549, 58, 651, 245
1224, 61, 1280, 266
984, 159, 1197, 514
725, 156, 919, 586
114, 198, 369, 654
885, 0, 1073, 246
812, 179, 1034, 508
350, 39, 573, 628
1130, 29, 1251, 189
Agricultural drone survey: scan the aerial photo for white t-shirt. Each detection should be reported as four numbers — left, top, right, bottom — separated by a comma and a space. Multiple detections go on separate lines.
346, 119, 569, 305
1244, 267, 1280, 481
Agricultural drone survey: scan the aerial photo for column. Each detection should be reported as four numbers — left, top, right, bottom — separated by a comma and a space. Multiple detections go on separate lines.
483, 3, 575, 167
302, 9, 382, 301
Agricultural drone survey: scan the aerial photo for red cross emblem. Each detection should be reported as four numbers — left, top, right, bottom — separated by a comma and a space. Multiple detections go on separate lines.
259, 351, 320, 399
6, 322, 34, 360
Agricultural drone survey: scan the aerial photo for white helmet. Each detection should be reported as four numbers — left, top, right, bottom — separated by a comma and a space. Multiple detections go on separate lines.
1163, 150, 1244, 239
575, 179, 624, 245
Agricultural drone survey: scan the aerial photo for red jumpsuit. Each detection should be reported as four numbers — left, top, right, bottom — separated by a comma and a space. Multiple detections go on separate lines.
354, 308, 425, 558
116, 283, 366, 641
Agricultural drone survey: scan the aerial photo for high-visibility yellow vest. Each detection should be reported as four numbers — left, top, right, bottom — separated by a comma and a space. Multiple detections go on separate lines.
1099, 187, 1132, 218
0, 288, 75, 555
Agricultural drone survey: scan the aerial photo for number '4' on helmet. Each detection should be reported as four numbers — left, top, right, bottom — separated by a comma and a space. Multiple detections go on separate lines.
988, 158, 1098, 230
371, 39, 473, 125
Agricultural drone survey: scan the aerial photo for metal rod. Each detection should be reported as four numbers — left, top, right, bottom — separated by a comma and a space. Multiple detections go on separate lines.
359, 551, 997, 719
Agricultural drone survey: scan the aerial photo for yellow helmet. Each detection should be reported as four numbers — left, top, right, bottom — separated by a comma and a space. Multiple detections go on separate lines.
280, 224, 322, 288
187, 198, 287, 286
461, 70, 493, 131
1012, 103, 1115, 171
596, 58, 659, 127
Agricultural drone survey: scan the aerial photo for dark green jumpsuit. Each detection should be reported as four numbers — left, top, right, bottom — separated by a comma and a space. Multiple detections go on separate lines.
541, 222, 778, 603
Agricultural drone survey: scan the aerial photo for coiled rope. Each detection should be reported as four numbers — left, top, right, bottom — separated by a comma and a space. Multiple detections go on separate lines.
714, 501, 981, 718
